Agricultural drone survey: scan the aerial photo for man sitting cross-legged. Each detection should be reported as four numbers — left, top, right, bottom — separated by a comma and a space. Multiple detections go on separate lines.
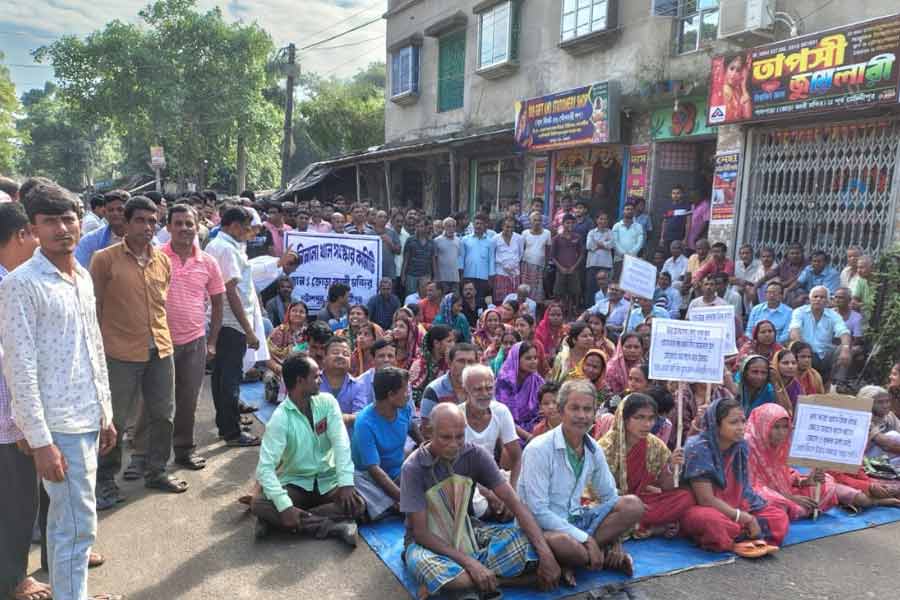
351, 367, 417, 521
518, 379, 645, 583
251, 352, 365, 545
401, 403, 562, 599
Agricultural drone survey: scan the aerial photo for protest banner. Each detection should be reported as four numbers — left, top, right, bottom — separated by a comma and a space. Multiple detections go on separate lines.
284, 231, 382, 312
789, 394, 874, 474
620, 254, 657, 300
688, 304, 738, 355
649, 319, 727, 384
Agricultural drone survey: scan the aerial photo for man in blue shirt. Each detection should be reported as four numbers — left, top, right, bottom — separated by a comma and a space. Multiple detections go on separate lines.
74, 189, 129, 267
789, 286, 851, 387
626, 297, 668, 333
745, 281, 793, 344
795, 250, 841, 299
366, 277, 401, 331
458, 214, 495, 304
319, 337, 367, 427
351, 367, 415, 520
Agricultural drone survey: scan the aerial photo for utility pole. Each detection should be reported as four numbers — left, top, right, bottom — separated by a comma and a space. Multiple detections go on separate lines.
280, 43, 297, 190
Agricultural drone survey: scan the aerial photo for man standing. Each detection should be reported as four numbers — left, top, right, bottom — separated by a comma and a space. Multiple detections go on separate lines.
0, 184, 120, 600
331, 211, 347, 234
660, 185, 691, 251
132, 204, 224, 474
251, 353, 364, 543
745, 281, 792, 344
75, 188, 129, 267
492, 217, 524, 301
685, 192, 710, 252
345, 203, 375, 235
391, 210, 409, 293
518, 380, 643, 577
585, 212, 613, 308
459, 214, 495, 305
521, 210, 552, 302
551, 214, 585, 319
789, 286, 851, 387
308, 199, 333, 233
402, 218, 435, 298
82, 194, 106, 234
433, 217, 461, 293
367, 277, 401, 331
264, 202, 293, 257
91, 196, 188, 506
205, 206, 262, 447
0, 202, 49, 600
611, 202, 644, 277
374, 210, 401, 285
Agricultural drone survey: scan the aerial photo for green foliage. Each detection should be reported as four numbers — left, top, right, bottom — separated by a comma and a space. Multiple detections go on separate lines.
288, 61, 385, 175
0, 53, 20, 174
16, 83, 120, 190
35, 0, 282, 189
865, 247, 900, 381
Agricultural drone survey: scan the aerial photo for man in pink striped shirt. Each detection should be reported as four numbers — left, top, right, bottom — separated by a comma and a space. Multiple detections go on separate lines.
264, 202, 293, 257
133, 203, 225, 471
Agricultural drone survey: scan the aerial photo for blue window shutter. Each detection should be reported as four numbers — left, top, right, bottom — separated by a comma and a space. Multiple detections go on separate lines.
391, 52, 401, 96
411, 45, 420, 95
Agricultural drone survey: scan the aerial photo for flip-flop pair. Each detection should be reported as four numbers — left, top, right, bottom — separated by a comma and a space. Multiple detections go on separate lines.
733, 539, 779, 558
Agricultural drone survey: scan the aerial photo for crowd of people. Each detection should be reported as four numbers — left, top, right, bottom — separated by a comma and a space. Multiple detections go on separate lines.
1, 174, 899, 600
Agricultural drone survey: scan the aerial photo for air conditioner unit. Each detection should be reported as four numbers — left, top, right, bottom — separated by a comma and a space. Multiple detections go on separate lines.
718, 0, 775, 46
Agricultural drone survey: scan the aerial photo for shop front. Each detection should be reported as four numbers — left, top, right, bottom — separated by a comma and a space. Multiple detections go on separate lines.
708, 12, 900, 264
514, 81, 624, 221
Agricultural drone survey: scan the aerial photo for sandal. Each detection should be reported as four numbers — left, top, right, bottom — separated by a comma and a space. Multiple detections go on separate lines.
226, 433, 261, 447
145, 474, 189, 494
89, 551, 105, 568
12, 577, 51, 600
123, 459, 144, 481
174, 455, 207, 470
733, 539, 768, 559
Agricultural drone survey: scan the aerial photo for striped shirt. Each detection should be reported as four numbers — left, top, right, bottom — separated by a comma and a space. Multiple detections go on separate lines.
162, 243, 226, 346
0, 264, 23, 444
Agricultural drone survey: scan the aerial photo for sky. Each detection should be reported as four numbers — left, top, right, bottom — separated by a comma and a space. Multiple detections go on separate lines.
0, 0, 388, 97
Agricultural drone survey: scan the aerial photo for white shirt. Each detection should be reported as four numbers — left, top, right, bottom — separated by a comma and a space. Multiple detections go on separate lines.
493, 232, 524, 277
734, 258, 763, 284
82, 211, 105, 234
686, 295, 727, 321
0, 249, 113, 448
404, 292, 421, 306
462, 401, 518, 457
586, 227, 613, 269
522, 229, 551, 266
396, 228, 411, 277
662, 255, 689, 290
206, 231, 258, 332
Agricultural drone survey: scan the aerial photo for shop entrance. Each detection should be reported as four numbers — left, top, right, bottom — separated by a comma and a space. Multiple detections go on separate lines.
740, 117, 900, 265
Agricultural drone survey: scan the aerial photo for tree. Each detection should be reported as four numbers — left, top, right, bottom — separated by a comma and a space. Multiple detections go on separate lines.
287, 61, 385, 177
35, 0, 282, 190
0, 53, 20, 174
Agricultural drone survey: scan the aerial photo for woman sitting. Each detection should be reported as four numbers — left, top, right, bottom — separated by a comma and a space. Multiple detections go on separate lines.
585, 311, 616, 358
734, 355, 786, 417
670, 381, 733, 451
604, 332, 644, 396
387, 308, 421, 369
746, 403, 900, 520
887, 362, 900, 417
336, 304, 383, 352
498, 298, 519, 326
495, 341, 545, 440
864, 385, 900, 468
627, 364, 651, 394
731, 320, 782, 373
409, 324, 453, 405
513, 314, 548, 375
534, 301, 566, 360
599, 393, 695, 539
263, 301, 308, 403
770, 349, 803, 415
789, 341, 825, 395
680, 398, 789, 555
549, 322, 595, 383
473, 307, 507, 363
349, 322, 376, 377
432, 292, 471, 343
489, 329, 521, 375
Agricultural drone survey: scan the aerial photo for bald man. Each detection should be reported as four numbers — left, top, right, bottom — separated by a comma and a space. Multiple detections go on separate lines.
400, 403, 561, 598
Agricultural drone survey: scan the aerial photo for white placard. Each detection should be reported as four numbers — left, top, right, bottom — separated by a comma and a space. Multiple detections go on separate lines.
648, 318, 726, 384
688, 304, 738, 355
789, 395, 873, 472
619, 254, 657, 300
284, 231, 382, 312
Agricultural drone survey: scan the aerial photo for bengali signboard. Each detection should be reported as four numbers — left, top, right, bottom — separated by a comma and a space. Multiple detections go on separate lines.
651, 98, 716, 140
789, 394, 874, 472
649, 319, 727, 384
626, 145, 649, 200
515, 81, 621, 152
711, 151, 739, 224
620, 254, 657, 301
708, 13, 900, 125
687, 304, 738, 356
284, 231, 382, 312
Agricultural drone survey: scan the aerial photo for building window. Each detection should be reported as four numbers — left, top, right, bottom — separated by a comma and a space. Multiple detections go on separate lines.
561, 0, 610, 42
438, 30, 466, 112
390, 45, 419, 99
478, 1, 520, 69
676, 0, 719, 54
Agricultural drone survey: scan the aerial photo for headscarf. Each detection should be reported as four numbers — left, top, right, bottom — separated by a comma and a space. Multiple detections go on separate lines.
573, 349, 608, 386
605, 334, 640, 396
735, 354, 775, 416
733, 320, 782, 371
495, 342, 545, 432
474, 307, 508, 361
437, 293, 455, 326
267, 302, 307, 363
393, 308, 423, 369
534, 302, 565, 356
788, 341, 824, 395
409, 328, 449, 402
434, 293, 471, 343
599, 395, 671, 494
683, 398, 766, 511
771, 350, 802, 414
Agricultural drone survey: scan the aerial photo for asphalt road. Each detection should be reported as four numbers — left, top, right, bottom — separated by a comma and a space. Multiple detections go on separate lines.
27, 383, 900, 600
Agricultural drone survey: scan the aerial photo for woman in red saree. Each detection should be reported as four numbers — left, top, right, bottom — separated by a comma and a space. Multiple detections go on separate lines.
599, 393, 695, 537
388, 308, 421, 369
730, 320, 782, 373
513, 314, 548, 376
534, 302, 565, 360
790, 341, 825, 395
473, 308, 507, 363
604, 332, 643, 396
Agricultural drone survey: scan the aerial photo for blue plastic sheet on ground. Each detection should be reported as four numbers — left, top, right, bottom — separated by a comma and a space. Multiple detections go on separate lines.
240, 381, 276, 424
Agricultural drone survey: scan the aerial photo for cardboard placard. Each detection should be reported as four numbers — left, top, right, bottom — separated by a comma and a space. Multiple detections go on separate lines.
789, 394, 873, 473
620, 254, 657, 300
649, 319, 726, 384
688, 304, 738, 355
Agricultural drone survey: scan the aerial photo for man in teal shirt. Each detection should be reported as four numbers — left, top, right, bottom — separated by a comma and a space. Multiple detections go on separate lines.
250, 353, 365, 544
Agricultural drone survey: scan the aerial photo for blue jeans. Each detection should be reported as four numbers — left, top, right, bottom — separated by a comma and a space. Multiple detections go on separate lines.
44, 431, 99, 600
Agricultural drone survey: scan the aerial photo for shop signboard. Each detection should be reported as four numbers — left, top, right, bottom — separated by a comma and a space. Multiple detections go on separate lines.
711, 151, 739, 224
533, 159, 547, 198
651, 97, 716, 140
626, 145, 650, 200
515, 81, 621, 152
708, 13, 900, 125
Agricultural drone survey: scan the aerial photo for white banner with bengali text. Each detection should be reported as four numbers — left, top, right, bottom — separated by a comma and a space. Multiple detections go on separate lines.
649, 318, 726, 384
